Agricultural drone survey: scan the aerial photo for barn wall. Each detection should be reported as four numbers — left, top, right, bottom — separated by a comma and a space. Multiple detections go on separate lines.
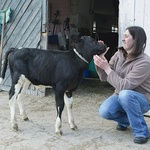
0, 0, 48, 96
119, 0, 150, 56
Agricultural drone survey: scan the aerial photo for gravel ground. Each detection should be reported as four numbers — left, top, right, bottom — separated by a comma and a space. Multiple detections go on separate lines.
0, 79, 150, 150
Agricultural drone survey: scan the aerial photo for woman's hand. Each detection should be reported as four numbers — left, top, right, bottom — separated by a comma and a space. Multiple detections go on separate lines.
93, 54, 108, 69
100, 46, 110, 57
98, 40, 110, 57
93, 43, 111, 75
93, 55, 112, 75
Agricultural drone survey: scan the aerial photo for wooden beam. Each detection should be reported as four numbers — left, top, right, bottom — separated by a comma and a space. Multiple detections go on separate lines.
0, 12, 5, 77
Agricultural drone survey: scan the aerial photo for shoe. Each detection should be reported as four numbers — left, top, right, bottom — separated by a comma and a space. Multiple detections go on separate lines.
134, 137, 149, 144
116, 125, 127, 131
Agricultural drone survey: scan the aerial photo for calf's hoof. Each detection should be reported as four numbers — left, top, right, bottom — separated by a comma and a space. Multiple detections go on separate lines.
71, 125, 78, 131
55, 130, 63, 136
12, 123, 18, 132
23, 117, 29, 121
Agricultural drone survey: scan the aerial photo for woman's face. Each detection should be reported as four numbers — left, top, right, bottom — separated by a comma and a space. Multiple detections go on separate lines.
122, 29, 135, 53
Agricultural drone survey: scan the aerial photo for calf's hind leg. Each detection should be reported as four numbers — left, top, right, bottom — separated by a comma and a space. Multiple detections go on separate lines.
17, 79, 30, 121
9, 75, 24, 131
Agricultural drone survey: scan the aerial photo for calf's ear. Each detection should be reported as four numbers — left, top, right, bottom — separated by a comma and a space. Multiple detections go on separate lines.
71, 35, 81, 43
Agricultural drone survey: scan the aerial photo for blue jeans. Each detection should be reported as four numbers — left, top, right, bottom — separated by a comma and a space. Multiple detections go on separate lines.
99, 90, 150, 138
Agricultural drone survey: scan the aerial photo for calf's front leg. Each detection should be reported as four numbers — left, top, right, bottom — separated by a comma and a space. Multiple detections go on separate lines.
55, 89, 65, 135
64, 92, 78, 130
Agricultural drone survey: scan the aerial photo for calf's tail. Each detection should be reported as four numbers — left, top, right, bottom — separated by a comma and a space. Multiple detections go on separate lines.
0, 48, 15, 83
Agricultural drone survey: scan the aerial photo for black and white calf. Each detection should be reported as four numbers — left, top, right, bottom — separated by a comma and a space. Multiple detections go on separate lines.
0, 35, 106, 135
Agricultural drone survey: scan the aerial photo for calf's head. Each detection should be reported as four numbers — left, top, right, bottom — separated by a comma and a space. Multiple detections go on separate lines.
71, 35, 107, 61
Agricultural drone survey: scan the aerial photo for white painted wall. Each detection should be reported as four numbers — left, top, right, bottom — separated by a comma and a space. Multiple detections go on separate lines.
119, 0, 150, 115
119, 0, 150, 56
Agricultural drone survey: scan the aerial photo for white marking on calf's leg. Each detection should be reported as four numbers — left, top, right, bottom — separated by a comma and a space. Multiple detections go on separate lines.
9, 75, 24, 131
55, 107, 63, 135
17, 78, 30, 121
9, 94, 18, 131
64, 93, 77, 130
0, 78, 3, 84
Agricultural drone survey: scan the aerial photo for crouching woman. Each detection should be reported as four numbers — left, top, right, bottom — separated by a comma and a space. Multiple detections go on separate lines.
93, 26, 150, 144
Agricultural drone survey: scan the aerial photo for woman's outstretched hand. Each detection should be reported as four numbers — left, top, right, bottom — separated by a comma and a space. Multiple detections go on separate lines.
93, 41, 112, 75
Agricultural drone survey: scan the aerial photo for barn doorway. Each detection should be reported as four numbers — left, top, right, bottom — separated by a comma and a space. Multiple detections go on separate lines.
93, 0, 119, 59
87, 0, 119, 78
47, 0, 119, 78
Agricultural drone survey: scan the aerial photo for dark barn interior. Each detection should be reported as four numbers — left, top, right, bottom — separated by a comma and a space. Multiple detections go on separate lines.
48, 0, 119, 78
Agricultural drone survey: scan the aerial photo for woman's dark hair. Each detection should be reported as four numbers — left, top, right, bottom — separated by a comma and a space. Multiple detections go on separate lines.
119, 26, 147, 59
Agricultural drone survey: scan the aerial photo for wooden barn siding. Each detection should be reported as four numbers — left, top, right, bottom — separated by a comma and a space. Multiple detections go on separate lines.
119, 0, 150, 56
0, 0, 47, 96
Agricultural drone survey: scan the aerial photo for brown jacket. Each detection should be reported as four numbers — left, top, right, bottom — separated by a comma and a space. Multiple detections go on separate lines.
96, 49, 150, 103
